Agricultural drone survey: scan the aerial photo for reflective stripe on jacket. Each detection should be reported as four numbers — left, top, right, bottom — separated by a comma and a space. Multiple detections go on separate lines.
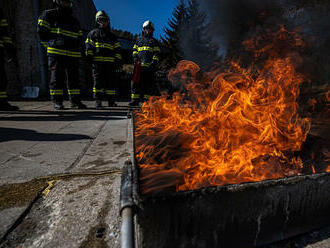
37, 8, 83, 58
85, 27, 122, 64
0, 9, 13, 50
132, 35, 160, 68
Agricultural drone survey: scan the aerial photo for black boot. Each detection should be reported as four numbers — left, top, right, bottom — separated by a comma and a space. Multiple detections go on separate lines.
0, 101, 19, 111
53, 102, 64, 110
71, 100, 87, 109
108, 99, 117, 107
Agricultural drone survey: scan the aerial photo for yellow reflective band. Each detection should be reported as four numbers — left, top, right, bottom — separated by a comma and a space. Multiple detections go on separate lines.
92, 56, 115, 62
47, 47, 82, 58
133, 45, 138, 49
153, 56, 159, 61
0, 40, 4, 47
3, 37, 13, 44
79, 30, 83, 36
105, 90, 116, 95
85, 38, 95, 46
133, 51, 138, 55
93, 88, 104, 93
137, 46, 153, 52
114, 42, 121, 48
86, 50, 94, 56
115, 54, 122, 60
132, 94, 140, 99
0, 91, 7, 98
141, 62, 151, 67
41, 41, 48, 48
94, 42, 114, 50
38, 19, 50, 29
68, 89, 80, 95
0, 19, 8, 27
51, 28, 81, 38
153, 46, 161, 52
50, 89, 64, 95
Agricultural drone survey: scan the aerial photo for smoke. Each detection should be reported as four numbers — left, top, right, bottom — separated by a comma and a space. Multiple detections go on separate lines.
178, 0, 330, 78
200, 0, 287, 56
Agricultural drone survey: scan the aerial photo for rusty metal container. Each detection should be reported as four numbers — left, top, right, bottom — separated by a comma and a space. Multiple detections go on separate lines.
128, 115, 330, 248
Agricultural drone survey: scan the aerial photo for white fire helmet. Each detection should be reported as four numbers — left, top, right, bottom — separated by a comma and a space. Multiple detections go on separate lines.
142, 20, 154, 31
96, 10, 110, 25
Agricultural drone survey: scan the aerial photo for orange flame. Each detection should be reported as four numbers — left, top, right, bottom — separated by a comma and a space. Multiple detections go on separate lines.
326, 91, 330, 104
135, 27, 312, 194
308, 98, 317, 111
311, 165, 316, 174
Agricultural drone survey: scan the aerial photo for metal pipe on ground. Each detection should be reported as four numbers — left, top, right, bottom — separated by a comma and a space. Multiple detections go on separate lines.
120, 160, 135, 248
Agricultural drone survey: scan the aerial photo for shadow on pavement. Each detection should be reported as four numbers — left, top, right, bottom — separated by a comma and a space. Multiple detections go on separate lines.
263, 226, 330, 248
0, 110, 128, 122
0, 127, 92, 142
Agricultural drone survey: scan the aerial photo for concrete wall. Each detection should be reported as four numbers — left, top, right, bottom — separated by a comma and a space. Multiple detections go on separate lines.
0, 0, 97, 98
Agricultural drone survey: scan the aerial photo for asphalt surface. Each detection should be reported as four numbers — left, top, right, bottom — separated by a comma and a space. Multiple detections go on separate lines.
0, 101, 329, 248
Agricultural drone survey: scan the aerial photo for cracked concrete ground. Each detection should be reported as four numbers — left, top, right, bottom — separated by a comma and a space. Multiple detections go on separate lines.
0, 101, 131, 248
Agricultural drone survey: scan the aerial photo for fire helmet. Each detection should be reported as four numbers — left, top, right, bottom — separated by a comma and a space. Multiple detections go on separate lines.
142, 20, 154, 31
53, 0, 73, 8
96, 10, 110, 25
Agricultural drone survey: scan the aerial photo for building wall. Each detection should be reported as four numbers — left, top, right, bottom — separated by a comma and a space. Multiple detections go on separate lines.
0, 0, 97, 97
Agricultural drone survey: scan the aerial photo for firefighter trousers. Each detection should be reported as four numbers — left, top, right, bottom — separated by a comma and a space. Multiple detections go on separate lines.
92, 63, 117, 102
48, 55, 82, 104
131, 69, 156, 101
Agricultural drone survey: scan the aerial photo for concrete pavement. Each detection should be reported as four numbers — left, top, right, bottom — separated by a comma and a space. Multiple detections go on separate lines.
0, 101, 131, 248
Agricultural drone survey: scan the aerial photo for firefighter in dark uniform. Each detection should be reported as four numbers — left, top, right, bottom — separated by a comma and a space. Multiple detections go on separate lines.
0, 8, 19, 111
85, 10, 122, 109
37, 0, 87, 110
129, 20, 160, 106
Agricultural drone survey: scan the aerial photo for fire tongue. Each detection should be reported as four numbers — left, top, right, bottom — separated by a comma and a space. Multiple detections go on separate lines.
135, 27, 312, 194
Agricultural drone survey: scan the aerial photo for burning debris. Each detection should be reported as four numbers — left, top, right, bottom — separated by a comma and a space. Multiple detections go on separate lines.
135, 26, 330, 195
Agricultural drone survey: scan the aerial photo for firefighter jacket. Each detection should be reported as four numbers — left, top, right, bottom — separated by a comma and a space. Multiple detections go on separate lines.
133, 34, 160, 69
0, 8, 13, 52
37, 7, 83, 58
85, 27, 122, 64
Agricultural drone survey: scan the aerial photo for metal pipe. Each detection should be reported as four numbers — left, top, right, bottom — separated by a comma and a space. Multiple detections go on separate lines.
120, 160, 135, 248
121, 207, 134, 248
32, 0, 47, 95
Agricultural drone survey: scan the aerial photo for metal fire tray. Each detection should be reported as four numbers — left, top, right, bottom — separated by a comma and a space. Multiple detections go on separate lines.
128, 113, 330, 248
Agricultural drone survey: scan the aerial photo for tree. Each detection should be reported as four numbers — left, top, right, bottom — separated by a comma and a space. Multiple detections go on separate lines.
161, 0, 187, 70
178, 0, 218, 69
111, 28, 137, 41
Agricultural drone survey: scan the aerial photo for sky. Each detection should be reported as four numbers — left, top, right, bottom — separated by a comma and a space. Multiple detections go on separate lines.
93, 0, 179, 39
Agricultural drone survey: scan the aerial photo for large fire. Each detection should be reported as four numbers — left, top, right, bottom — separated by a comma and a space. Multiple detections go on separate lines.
135, 27, 314, 194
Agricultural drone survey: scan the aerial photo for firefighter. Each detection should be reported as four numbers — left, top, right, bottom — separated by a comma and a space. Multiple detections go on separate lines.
129, 20, 160, 106
0, 8, 19, 111
85, 10, 122, 109
37, 0, 87, 110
